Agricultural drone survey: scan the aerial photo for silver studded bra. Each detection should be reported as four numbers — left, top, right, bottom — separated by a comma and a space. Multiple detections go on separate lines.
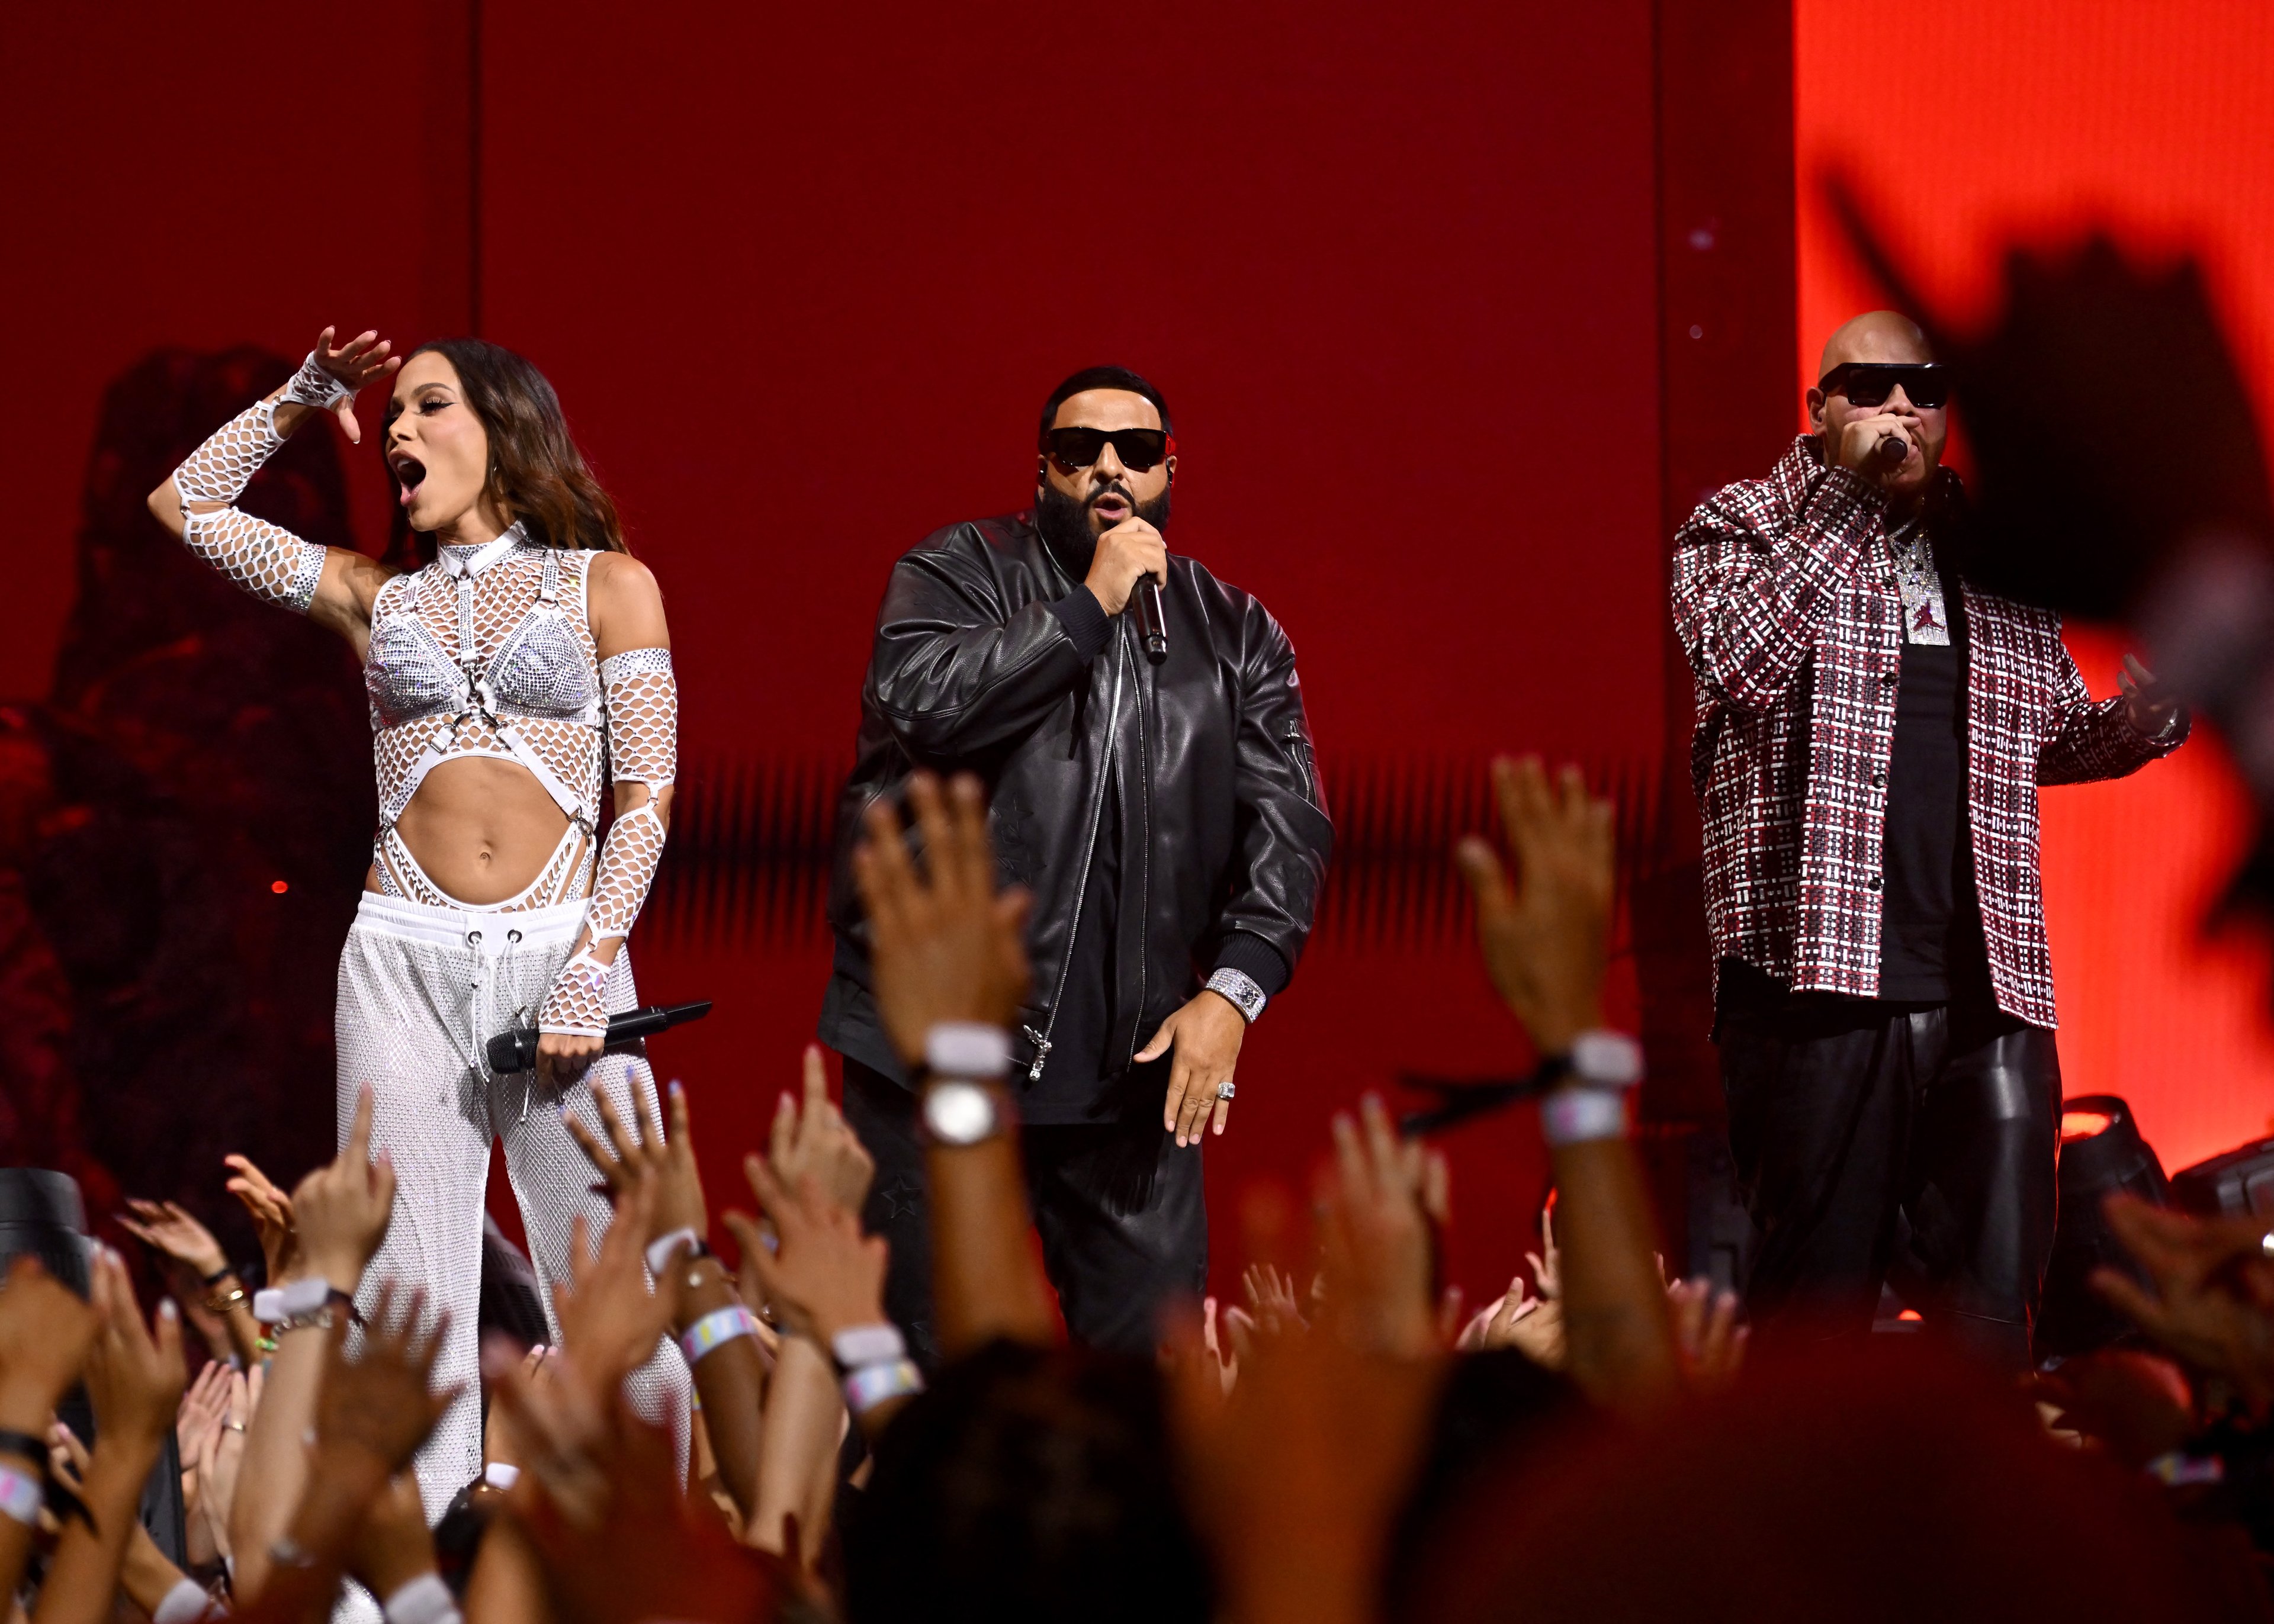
364, 533, 606, 831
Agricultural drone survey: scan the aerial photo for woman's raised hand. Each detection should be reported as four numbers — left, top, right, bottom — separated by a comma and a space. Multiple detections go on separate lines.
311, 326, 402, 445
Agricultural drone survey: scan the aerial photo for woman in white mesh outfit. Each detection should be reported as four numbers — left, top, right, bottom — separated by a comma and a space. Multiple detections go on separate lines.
146, 327, 687, 1516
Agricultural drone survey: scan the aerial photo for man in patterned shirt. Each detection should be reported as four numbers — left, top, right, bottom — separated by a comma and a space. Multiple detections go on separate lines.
1671, 310, 2186, 1371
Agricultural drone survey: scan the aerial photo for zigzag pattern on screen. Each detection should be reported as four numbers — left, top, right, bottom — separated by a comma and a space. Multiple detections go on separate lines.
645, 755, 1675, 950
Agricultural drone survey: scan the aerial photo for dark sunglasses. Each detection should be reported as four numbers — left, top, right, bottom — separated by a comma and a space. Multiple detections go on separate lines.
1042, 426, 1175, 472
1818, 362, 1951, 410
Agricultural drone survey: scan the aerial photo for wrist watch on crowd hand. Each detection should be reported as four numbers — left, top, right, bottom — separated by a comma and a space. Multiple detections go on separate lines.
920, 1021, 1016, 1146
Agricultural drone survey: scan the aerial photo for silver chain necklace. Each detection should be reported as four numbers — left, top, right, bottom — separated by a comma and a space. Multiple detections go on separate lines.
1886, 511, 1949, 647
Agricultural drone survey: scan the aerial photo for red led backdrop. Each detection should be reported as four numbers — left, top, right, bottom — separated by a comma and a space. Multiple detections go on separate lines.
1, 1, 1681, 1301
1796, 0, 2274, 1173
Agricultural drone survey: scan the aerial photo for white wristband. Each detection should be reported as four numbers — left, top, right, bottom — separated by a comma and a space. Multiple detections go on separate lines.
383, 1572, 457, 1624
644, 1229, 699, 1276
153, 1579, 219, 1624
925, 1022, 1011, 1079
1569, 1030, 1645, 1088
1541, 1087, 1628, 1147
0, 1465, 36, 1527
830, 1323, 907, 1371
843, 1359, 926, 1416
253, 1276, 335, 1325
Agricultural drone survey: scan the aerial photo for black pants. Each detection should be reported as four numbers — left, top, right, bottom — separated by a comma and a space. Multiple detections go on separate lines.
1718, 997, 2061, 1372
841, 1057, 1209, 1368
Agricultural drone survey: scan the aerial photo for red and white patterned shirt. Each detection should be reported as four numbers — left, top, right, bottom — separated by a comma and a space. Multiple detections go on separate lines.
1671, 436, 2184, 1029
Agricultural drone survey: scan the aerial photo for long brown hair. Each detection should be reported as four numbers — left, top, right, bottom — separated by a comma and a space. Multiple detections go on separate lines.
406, 338, 629, 554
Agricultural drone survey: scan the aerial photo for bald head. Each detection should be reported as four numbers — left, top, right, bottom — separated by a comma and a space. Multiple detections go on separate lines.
1819, 311, 1932, 380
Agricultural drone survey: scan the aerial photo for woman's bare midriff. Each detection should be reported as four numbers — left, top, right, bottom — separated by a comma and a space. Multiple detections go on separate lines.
365, 755, 583, 905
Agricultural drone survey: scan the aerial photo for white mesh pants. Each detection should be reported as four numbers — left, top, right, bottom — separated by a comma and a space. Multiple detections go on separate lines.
335, 892, 691, 1522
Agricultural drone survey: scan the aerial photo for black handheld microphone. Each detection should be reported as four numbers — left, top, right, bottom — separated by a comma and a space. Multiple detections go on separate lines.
486, 999, 714, 1075
1875, 433, 1912, 468
1134, 578, 1168, 665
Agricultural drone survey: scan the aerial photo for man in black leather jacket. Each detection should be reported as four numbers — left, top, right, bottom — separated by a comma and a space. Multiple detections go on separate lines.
818, 365, 1332, 1361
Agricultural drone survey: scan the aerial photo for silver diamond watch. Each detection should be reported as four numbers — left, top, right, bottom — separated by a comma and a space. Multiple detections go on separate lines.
1206, 966, 1267, 1024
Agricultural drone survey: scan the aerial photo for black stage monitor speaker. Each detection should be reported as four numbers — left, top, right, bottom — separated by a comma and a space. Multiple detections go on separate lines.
2171, 1135, 2274, 1221
2038, 1095, 2170, 1363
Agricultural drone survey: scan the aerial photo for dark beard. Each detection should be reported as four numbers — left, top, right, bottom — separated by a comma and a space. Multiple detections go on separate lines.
1035, 480, 1171, 579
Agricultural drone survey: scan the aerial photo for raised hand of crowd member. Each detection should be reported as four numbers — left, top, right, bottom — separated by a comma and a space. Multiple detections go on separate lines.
1456, 756, 1675, 1411
2038, 1348, 2198, 1471
732, 1154, 892, 1432
768, 1044, 875, 1222
233, 1086, 395, 1600
852, 770, 1056, 1356
1318, 1094, 1440, 1358
570, 1075, 767, 1525
552, 1180, 674, 1400
1459, 1275, 1566, 1371
1666, 1277, 1748, 1393
2092, 1196, 2274, 1416
178, 1357, 229, 1477
250, 1292, 456, 1624
47, 1424, 214, 1624
176, 1359, 230, 1565
568, 1080, 708, 1263
1244, 1262, 1309, 1335
732, 1145, 889, 1558
482, 1342, 790, 1624
192, 1364, 256, 1567
118, 1197, 262, 1367
1170, 1189, 1443, 1624
223, 1152, 301, 1287
34, 1247, 185, 1624
1527, 1200, 1562, 1303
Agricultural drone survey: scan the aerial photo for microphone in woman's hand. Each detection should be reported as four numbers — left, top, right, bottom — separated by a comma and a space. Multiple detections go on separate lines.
486, 999, 714, 1074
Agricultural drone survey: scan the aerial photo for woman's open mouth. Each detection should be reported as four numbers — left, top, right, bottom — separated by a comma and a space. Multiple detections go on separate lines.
394, 457, 427, 506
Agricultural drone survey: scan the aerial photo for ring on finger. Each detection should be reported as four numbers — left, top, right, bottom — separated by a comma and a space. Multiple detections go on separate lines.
1216, 1082, 1236, 1101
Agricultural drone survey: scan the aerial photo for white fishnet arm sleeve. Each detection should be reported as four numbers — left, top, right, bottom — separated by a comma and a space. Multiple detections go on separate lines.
537, 648, 676, 1038
171, 352, 349, 615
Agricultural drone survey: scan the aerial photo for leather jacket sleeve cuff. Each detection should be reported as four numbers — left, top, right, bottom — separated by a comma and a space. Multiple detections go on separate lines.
1213, 931, 1290, 998
1047, 586, 1113, 662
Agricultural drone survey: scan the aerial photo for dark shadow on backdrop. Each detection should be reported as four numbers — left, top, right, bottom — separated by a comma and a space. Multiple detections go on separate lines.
0, 348, 371, 1265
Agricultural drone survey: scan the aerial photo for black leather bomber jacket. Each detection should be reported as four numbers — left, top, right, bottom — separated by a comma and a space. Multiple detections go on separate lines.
817, 512, 1333, 1094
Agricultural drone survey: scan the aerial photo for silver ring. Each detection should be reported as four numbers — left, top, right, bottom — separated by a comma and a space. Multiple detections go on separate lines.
1216, 1082, 1236, 1101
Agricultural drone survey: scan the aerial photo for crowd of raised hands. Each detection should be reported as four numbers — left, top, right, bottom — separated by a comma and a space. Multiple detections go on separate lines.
5, 760, 2274, 1623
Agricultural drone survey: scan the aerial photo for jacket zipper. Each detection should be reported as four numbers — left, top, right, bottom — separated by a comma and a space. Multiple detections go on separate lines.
1281, 718, 1322, 809
1123, 645, 1153, 1072
1026, 628, 1128, 1083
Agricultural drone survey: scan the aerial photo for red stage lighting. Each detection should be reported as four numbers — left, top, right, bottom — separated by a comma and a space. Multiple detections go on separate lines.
2060, 1110, 2115, 1144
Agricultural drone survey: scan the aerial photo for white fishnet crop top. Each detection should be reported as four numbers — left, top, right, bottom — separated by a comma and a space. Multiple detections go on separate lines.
171, 365, 678, 1040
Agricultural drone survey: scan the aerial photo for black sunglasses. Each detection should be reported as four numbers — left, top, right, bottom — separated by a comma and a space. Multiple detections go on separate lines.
1042, 426, 1175, 472
1818, 362, 1951, 410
